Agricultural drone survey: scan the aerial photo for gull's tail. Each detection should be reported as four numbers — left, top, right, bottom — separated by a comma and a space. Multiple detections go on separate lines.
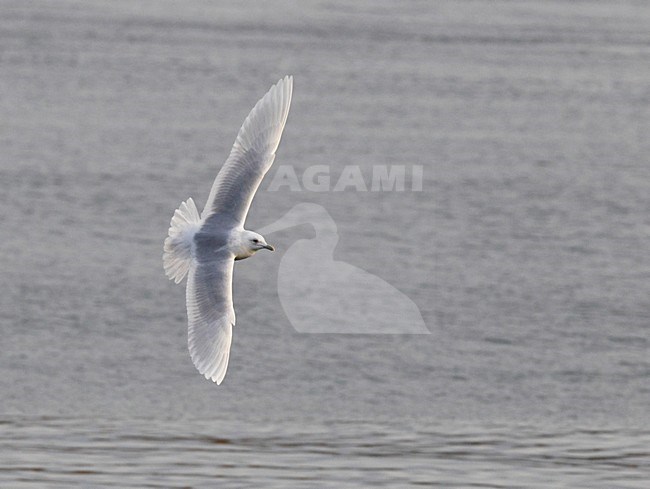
163, 198, 201, 284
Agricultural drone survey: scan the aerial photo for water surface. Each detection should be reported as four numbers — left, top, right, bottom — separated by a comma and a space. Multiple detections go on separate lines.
1, 0, 649, 487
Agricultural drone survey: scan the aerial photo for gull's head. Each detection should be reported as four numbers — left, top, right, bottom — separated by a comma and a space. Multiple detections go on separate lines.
244, 230, 274, 253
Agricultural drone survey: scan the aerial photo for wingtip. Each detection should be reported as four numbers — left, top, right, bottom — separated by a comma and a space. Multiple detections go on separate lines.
200, 366, 225, 384
233, 75, 294, 154
276, 75, 293, 94
205, 371, 223, 384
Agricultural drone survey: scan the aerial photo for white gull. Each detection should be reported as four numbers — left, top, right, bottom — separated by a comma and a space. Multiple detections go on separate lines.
163, 76, 293, 384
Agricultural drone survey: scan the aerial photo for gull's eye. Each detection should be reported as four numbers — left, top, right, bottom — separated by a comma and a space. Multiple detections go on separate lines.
252, 238, 259, 243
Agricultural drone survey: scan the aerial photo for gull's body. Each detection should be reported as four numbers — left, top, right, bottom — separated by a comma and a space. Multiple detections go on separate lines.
163, 76, 293, 384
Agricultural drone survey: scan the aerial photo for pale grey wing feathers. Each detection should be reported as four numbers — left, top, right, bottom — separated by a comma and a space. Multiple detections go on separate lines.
201, 76, 293, 227
186, 251, 236, 384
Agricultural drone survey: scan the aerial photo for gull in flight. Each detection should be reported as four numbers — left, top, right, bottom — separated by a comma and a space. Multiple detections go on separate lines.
163, 76, 293, 384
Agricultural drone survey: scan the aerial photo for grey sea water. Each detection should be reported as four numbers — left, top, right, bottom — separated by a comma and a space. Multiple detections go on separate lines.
1, 0, 649, 487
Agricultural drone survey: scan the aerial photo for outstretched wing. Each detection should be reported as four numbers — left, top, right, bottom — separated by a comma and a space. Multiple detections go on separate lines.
186, 250, 236, 384
201, 75, 293, 228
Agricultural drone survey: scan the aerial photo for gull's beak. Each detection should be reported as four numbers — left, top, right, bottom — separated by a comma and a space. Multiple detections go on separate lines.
263, 243, 275, 251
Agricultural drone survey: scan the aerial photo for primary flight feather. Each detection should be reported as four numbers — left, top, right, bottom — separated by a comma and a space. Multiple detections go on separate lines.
163, 76, 293, 384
